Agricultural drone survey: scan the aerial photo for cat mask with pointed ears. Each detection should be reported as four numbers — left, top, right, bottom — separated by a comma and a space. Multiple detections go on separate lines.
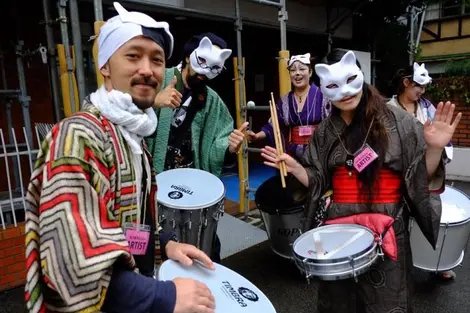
413, 62, 432, 86
314, 50, 364, 102
189, 37, 232, 80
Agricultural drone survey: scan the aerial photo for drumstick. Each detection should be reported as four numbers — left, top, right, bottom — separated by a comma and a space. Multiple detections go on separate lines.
271, 100, 287, 178
269, 99, 286, 188
270, 93, 287, 177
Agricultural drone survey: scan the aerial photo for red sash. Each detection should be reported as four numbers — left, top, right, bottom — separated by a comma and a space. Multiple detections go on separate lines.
332, 166, 401, 204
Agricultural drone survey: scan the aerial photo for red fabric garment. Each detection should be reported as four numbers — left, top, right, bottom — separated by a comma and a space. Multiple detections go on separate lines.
325, 213, 398, 261
332, 166, 402, 204
289, 125, 317, 145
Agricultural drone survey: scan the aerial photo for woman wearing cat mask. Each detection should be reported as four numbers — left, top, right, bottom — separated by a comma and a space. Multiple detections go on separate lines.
261, 49, 461, 312
388, 62, 455, 281
247, 53, 330, 161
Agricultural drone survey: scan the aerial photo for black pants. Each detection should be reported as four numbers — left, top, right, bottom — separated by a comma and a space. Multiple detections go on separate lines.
211, 235, 221, 263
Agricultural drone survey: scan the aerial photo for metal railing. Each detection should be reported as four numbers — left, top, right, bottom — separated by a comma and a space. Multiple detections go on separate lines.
0, 123, 53, 229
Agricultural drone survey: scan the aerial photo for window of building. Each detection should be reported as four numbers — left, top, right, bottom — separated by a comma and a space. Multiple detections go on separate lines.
440, 0, 470, 17
441, 0, 463, 17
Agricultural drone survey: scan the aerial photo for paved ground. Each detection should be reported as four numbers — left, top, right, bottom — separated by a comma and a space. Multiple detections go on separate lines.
2, 180, 470, 313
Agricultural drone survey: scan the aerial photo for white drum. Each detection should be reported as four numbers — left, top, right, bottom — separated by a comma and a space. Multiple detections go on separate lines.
410, 184, 470, 272
292, 224, 381, 282
156, 168, 225, 257
158, 260, 277, 313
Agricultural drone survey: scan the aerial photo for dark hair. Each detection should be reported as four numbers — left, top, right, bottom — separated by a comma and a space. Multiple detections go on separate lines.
324, 49, 391, 204
392, 66, 414, 96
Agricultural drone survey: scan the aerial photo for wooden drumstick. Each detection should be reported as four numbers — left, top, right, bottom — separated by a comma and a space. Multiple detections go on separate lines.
270, 93, 287, 177
269, 100, 286, 188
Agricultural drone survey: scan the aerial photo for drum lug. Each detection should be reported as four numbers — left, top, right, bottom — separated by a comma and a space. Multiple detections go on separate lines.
377, 236, 385, 261
349, 257, 358, 283
171, 219, 176, 229
187, 212, 192, 229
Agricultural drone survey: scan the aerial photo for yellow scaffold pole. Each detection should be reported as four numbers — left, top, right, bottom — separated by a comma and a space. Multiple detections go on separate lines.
278, 50, 291, 98
233, 56, 249, 215
92, 21, 105, 88
57, 44, 79, 118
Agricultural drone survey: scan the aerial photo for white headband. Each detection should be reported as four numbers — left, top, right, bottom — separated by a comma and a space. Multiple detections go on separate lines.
315, 50, 364, 102
413, 62, 432, 85
98, 2, 174, 69
288, 53, 311, 67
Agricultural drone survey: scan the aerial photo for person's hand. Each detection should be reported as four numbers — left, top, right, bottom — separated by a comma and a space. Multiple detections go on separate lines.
228, 122, 249, 153
154, 76, 182, 109
165, 241, 215, 270
424, 101, 461, 149
261, 146, 303, 175
173, 277, 215, 313
247, 130, 266, 143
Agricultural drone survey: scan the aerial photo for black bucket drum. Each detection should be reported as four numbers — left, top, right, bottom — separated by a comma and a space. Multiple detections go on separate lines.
255, 176, 305, 259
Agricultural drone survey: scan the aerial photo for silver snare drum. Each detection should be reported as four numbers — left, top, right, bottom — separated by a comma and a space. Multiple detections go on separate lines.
292, 224, 381, 282
156, 168, 226, 257
410, 184, 470, 272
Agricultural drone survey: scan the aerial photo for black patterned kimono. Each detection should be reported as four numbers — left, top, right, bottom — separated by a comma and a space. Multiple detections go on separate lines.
290, 104, 445, 313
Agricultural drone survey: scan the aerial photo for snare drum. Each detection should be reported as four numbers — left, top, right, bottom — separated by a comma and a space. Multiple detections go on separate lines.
410, 184, 470, 272
158, 260, 277, 313
156, 168, 226, 257
255, 176, 305, 259
292, 224, 381, 281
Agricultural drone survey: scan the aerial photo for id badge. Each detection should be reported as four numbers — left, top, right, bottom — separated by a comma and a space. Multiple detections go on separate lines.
123, 222, 151, 255
299, 126, 314, 137
353, 144, 378, 173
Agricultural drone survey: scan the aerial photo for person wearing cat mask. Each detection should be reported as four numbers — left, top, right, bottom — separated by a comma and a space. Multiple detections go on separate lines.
146, 33, 247, 262
388, 62, 455, 282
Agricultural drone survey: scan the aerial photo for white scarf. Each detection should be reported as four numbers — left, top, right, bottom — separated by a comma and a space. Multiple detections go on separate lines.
90, 85, 158, 154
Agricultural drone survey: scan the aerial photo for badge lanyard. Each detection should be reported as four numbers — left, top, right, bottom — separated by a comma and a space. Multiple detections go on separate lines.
330, 117, 377, 173
124, 156, 151, 256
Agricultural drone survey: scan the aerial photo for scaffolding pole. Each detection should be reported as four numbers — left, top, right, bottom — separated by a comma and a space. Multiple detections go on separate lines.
15, 41, 34, 152
57, 0, 78, 114
42, 0, 63, 121
235, 0, 289, 217
0, 52, 21, 190
69, 0, 86, 105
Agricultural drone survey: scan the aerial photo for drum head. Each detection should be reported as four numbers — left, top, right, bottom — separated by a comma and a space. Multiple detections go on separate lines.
156, 168, 225, 209
255, 175, 303, 214
293, 224, 375, 262
158, 260, 277, 313
441, 185, 470, 224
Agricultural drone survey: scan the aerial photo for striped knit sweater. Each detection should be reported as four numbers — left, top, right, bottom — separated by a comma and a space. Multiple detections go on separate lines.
25, 100, 162, 313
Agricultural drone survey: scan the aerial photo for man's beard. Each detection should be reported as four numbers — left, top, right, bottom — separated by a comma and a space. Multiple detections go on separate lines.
132, 96, 154, 110
130, 76, 158, 110
186, 73, 207, 91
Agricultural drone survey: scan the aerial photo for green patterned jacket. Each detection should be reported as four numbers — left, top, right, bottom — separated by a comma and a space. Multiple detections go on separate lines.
146, 67, 234, 177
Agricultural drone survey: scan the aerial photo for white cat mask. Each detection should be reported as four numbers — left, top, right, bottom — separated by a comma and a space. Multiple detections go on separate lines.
413, 62, 432, 86
314, 50, 364, 102
288, 53, 311, 67
189, 37, 232, 80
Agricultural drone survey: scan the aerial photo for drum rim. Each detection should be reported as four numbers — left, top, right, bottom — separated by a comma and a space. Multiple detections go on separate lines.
439, 184, 470, 225
257, 204, 304, 215
156, 168, 226, 209
158, 190, 226, 210
292, 224, 377, 264
158, 260, 277, 311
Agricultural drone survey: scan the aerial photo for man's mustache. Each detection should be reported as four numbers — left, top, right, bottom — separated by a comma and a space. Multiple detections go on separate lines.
131, 77, 158, 87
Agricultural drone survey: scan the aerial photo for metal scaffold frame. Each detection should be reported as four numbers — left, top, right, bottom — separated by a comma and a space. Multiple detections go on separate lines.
234, 0, 290, 218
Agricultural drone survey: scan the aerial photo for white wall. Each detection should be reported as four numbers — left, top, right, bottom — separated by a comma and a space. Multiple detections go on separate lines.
446, 148, 470, 181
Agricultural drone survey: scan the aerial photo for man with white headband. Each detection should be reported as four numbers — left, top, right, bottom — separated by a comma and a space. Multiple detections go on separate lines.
146, 32, 247, 262
25, 3, 215, 313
